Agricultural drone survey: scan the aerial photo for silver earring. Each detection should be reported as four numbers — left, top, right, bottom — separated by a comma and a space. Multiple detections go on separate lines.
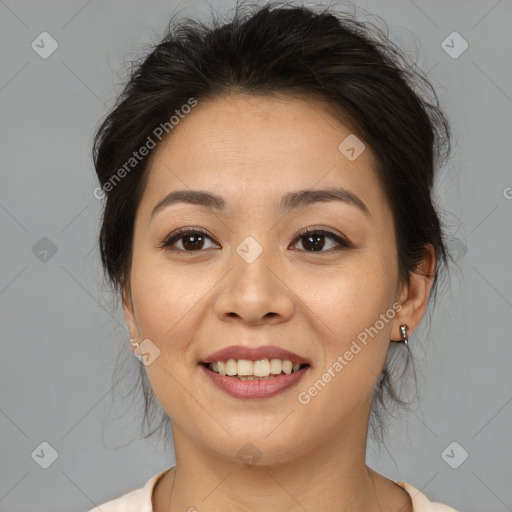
399, 324, 409, 346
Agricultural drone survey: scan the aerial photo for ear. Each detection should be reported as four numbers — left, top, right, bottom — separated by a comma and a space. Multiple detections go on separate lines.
122, 283, 139, 342
391, 244, 436, 340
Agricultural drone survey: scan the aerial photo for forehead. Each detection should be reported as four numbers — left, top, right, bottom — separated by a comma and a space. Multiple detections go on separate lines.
140, 93, 384, 215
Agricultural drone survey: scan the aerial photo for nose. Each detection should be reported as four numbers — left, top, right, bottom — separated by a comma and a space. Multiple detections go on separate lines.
213, 244, 295, 326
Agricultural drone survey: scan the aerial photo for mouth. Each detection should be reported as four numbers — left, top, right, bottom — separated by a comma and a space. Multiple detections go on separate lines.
199, 355, 311, 399
198, 345, 311, 398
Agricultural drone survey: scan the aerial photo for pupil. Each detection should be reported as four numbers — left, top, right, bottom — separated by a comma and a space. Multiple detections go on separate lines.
183, 234, 204, 250
303, 234, 324, 251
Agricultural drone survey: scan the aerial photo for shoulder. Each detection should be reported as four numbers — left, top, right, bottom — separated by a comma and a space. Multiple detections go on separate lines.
86, 467, 172, 512
395, 481, 459, 512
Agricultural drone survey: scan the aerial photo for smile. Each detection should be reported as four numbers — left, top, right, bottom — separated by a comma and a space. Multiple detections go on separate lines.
200, 359, 310, 399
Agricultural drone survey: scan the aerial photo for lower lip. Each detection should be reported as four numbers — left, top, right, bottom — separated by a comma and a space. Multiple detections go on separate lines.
200, 364, 309, 399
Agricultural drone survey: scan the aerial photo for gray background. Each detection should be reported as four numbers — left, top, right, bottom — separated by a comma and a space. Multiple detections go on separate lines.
1, 0, 511, 511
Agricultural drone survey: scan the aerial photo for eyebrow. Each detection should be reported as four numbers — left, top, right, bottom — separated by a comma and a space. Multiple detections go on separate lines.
151, 187, 371, 219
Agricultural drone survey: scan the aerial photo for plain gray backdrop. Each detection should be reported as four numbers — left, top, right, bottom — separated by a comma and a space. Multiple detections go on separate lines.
1, 1, 511, 511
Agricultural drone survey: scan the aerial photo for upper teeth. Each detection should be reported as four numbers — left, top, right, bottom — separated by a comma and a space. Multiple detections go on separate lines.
209, 359, 302, 377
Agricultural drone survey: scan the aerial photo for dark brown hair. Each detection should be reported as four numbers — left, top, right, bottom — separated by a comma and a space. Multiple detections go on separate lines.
93, 1, 452, 450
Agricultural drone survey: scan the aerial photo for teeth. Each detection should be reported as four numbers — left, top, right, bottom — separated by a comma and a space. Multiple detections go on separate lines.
225, 359, 237, 376
207, 358, 305, 377
269, 358, 282, 375
237, 359, 254, 376
254, 359, 270, 377
282, 360, 293, 375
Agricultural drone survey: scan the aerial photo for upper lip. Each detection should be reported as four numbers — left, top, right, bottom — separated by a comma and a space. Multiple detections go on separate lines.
199, 345, 311, 365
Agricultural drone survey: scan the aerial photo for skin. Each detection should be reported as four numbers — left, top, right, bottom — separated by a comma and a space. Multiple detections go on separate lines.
122, 92, 435, 512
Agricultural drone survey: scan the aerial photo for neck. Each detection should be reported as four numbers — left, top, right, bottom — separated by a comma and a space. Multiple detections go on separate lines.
159, 451, 376, 512
152, 400, 411, 512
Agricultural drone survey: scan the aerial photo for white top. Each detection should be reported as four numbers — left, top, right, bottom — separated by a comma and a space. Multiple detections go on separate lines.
87, 466, 459, 512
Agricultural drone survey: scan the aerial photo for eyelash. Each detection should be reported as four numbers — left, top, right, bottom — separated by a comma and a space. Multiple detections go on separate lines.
159, 226, 352, 253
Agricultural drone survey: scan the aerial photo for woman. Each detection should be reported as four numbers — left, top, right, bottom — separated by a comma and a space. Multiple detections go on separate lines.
89, 2, 458, 511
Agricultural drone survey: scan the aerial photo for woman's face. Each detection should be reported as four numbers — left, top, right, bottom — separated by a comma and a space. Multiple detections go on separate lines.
123, 93, 414, 464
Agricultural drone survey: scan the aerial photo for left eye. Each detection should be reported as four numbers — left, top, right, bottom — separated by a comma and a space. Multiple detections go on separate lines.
290, 228, 351, 252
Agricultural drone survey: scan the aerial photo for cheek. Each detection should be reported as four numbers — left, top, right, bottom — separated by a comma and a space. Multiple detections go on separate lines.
130, 249, 206, 337
296, 270, 394, 426
130, 263, 204, 417
129, 253, 221, 391
306, 253, 396, 329
309, 253, 396, 378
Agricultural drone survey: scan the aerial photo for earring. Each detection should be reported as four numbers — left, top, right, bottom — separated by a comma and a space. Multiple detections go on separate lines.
130, 338, 142, 359
391, 324, 409, 346
399, 324, 409, 346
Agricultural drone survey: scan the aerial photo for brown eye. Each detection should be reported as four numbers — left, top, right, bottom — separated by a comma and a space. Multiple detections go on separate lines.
161, 229, 219, 252
291, 228, 351, 252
